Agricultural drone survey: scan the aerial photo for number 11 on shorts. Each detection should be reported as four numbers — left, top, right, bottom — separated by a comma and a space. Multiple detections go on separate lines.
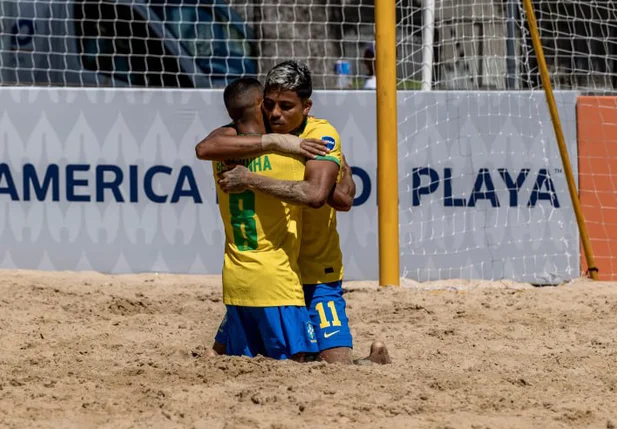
315, 301, 342, 329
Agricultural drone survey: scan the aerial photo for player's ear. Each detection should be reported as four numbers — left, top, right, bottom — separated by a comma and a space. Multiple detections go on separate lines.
302, 98, 313, 116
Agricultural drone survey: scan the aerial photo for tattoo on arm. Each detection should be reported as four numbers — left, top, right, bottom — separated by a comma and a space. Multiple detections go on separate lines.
247, 175, 325, 208
195, 129, 265, 161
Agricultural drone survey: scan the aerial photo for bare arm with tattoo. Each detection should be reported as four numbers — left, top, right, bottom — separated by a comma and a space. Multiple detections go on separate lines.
195, 126, 330, 161
195, 127, 264, 161
218, 159, 339, 209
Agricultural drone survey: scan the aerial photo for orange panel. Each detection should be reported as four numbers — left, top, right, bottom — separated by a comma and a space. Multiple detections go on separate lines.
577, 96, 617, 280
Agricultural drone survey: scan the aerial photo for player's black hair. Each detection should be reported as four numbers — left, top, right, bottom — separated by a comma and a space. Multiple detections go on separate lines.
264, 60, 312, 100
223, 77, 264, 122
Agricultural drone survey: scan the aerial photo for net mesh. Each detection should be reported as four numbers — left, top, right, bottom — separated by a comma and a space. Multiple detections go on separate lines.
397, 0, 617, 282
0, 0, 380, 88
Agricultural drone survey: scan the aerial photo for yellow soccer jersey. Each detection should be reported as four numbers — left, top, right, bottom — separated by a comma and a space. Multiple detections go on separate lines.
213, 153, 306, 307
297, 117, 345, 284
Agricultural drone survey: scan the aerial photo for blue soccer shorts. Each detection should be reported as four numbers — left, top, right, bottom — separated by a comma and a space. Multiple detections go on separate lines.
303, 281, 353, 351
214, 305, 319, 360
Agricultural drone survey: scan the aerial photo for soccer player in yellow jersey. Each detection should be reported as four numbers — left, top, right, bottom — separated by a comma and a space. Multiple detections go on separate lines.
203, 62, 390, 365
204, 77, 319, 360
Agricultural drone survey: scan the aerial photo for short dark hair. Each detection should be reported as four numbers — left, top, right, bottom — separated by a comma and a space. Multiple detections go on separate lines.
264, 61, 312, 100
223, 77, 263, 122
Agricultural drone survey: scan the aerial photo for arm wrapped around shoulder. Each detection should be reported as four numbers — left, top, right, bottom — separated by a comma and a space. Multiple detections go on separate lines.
261, 134, 302, 152
261, 134, 328, 159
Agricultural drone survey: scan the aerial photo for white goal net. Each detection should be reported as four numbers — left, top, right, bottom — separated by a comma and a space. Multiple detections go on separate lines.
0, 0, 379, 88
397, 0, 617, 282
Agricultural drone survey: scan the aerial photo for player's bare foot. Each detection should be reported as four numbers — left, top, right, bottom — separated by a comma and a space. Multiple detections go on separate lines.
203, 348, 218, 358
353, 341, 392, 365
368, 341, 391, 364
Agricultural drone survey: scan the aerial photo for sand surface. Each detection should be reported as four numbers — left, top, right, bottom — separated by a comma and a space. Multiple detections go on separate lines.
1, 270, 616, 429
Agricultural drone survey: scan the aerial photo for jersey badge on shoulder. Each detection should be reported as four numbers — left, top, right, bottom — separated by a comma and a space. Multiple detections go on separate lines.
321, 136, 336, 151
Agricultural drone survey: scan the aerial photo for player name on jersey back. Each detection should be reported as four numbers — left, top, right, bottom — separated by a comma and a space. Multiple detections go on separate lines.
214, 155, 274, 174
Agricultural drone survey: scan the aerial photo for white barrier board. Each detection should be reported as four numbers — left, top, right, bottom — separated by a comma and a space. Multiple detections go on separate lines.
0, 89, 579, 282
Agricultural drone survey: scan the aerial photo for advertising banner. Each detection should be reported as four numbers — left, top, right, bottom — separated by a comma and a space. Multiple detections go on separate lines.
0, 88, 579, 282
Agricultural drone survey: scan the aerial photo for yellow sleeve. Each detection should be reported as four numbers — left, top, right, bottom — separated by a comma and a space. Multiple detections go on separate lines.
305, 123, 341, 166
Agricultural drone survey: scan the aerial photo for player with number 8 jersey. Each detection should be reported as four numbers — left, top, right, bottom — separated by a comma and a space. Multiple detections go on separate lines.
204, 77, 319, 361
213, 151, 305, 307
